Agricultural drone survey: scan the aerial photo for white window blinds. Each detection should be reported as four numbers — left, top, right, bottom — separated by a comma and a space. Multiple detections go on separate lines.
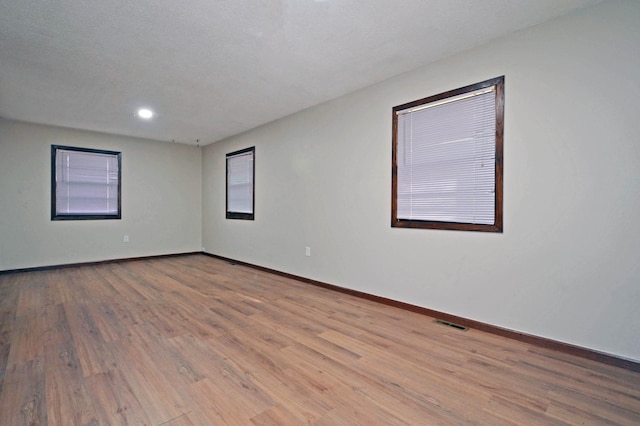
226, 148, 254, 218
396, 87, 497, 225
54, 147, 120, 217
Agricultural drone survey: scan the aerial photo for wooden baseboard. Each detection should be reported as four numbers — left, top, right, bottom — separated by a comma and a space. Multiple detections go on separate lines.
4, 250, 637, 372
202, 252, 640, 373
0, 252, 201, 275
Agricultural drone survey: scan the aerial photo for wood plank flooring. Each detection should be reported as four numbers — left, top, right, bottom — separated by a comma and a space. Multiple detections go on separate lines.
0, 254, 638, 425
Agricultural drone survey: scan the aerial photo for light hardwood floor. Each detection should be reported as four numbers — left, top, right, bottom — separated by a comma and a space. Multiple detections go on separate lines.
0, 254, 638, 425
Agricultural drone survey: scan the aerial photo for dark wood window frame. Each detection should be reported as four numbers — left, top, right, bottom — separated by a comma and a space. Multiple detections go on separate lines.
51, 145, 122, 221
226, 146, 255, 220
391, 76, 504, 232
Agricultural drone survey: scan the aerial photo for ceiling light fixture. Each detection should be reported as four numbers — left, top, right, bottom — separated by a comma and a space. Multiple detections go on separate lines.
137, 108, 154, 119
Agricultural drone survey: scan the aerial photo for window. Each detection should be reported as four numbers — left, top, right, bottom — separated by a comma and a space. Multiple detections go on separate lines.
226, 147, 255, 220
51, 145, 121, 220
392, 76, 504, 232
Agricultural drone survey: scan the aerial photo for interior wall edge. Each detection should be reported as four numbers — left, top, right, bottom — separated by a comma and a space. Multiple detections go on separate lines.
0, 251, 201, 275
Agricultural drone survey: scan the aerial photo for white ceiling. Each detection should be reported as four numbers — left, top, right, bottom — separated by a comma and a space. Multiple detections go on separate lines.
0, 0, 601, 146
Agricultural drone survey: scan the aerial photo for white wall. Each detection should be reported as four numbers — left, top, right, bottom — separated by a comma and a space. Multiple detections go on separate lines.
0, 120, 202, 270
202, 0, 640, 361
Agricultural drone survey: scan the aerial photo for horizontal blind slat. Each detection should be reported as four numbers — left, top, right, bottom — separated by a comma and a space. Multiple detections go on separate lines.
55, 148, 119, 215
396, 89, 496, 225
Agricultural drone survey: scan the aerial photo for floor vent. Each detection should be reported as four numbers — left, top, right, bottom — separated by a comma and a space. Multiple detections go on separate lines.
435, 319, 468, 331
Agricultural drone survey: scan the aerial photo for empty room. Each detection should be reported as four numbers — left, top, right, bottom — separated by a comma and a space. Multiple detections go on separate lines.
1, 0, 639, 424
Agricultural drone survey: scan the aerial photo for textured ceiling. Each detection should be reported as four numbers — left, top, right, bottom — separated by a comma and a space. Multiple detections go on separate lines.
0, 0, 601, 145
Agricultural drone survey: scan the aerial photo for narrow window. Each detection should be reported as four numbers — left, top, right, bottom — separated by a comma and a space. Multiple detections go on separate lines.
226, 147, 255, 220
392, 76, 504, 232
51, 145, 121, 220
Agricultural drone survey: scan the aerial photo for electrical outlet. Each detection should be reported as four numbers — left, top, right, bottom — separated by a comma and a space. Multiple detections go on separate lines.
123, 235, 129, 243
305, 247, 311, 257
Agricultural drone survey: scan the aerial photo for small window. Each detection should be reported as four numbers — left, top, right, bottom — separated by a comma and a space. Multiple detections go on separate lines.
51, 145, 121, 220
226, 147, 255, 220
392, 76, 504, 232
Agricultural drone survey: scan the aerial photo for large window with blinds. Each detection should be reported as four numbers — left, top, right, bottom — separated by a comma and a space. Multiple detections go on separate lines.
392, 76, 504, 232
51, 145, 121, 220
226, 147, 255, 220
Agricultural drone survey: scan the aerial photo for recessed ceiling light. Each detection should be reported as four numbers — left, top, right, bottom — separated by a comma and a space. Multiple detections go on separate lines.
137, 108, 154, 119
